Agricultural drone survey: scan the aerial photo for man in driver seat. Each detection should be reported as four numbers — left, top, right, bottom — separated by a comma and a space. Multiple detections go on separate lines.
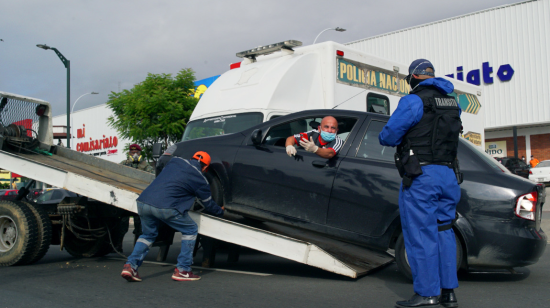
284, 116, 343, 159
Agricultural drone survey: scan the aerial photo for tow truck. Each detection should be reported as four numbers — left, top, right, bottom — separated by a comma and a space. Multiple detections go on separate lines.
0, 91, 392, 277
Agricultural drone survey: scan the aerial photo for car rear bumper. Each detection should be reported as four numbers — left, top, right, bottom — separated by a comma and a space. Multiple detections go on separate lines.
464, 220, 547, 268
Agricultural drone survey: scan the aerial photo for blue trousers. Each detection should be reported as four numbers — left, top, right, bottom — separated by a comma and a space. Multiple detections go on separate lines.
126, 201, 198, 272
399, 165, 460, 297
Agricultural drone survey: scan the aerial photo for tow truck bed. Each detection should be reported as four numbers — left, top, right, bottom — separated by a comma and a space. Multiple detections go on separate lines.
0, 147, 393, 278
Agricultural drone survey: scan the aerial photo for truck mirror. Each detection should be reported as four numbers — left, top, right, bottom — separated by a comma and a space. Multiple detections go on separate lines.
250, 129, 262, 145
152, 143, 163, 159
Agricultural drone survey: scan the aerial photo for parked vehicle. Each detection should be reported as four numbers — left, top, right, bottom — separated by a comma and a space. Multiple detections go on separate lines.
32, 189, 78, 205
529, 160, 550, 184
0, 189, 18, 200
498, 157, 530, 178
160, 109, 547, 279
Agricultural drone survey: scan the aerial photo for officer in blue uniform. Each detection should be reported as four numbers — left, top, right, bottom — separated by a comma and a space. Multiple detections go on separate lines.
379, 59, 462, 308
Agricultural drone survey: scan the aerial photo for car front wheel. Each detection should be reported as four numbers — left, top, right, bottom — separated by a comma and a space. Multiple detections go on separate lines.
395, 231, 463, 281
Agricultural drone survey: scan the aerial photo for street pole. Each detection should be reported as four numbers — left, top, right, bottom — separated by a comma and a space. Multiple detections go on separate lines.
36, 44, 71, 148
71, 92, 98, 142
313, 27, 346, 44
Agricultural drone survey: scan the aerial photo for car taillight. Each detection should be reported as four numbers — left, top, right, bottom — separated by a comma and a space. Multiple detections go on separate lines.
515, 191, 537, 221
529, 170, 533, 174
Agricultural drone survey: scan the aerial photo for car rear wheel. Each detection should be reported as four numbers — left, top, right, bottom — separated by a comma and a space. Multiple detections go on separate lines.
0, 201, 39, 266
395, 231, 463, 281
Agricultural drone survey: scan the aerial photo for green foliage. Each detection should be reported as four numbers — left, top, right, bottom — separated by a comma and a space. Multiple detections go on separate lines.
107, 68, 199, 162
0, 183, 9, 189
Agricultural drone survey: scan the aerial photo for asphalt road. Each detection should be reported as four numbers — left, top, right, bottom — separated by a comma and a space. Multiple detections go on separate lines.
1, 217, 549, 308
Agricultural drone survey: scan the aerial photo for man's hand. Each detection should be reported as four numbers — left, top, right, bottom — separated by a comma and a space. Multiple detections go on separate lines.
300, 137, 319, 153
286, 145, 297, 157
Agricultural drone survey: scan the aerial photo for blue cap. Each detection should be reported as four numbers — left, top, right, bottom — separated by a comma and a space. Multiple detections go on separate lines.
408, 59, 435, 77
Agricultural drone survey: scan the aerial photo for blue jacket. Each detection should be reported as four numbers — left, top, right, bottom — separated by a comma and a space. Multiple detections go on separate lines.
137, 157, 224, 217
379, 78, 461, 147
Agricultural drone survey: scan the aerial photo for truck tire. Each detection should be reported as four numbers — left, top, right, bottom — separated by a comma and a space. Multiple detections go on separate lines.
0, 201, 39, 266
63, 217, 106, 258
395, 231, 463, 281
94, 218, 127, 257
19, 201, 52, 265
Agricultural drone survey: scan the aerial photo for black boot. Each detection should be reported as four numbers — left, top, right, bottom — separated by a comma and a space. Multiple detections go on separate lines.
440, 289, 458, 308
395, 293, 440, 307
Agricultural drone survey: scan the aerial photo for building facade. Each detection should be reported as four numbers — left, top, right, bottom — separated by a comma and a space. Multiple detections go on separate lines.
346, 0, 550, 161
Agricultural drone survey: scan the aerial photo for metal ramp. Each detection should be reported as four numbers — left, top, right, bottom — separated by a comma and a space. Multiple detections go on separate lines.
0, 147, 393, 278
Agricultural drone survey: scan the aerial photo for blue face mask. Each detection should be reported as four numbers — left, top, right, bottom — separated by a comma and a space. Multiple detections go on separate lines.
320, 130, 336, 142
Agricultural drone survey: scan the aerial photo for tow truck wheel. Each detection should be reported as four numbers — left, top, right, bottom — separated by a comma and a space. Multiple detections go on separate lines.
19, 200, 52, 265
63, 217, 106, 258
0, 201, 39, 266
395, 231, 463, 281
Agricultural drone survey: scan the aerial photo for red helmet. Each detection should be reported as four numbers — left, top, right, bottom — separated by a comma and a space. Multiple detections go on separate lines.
192, 151, 211, 167
129, 144, 142, 151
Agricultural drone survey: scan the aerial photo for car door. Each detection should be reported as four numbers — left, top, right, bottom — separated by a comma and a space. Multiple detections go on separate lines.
327, 117, 402, 236
231, 114, 362, 225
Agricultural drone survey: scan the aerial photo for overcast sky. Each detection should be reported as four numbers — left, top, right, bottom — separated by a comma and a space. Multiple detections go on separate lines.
1, 0, 524, 116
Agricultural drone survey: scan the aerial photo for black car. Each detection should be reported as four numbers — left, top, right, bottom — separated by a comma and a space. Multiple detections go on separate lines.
160, 109, 547, 278
497, 157, 531, 178
32, 189, 78, 205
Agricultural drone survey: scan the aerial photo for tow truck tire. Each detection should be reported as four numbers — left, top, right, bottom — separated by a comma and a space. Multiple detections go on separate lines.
395, 231, 463, 281
0, 201, 39, 266
63, 218, 106, 258
19, 201, 52, 265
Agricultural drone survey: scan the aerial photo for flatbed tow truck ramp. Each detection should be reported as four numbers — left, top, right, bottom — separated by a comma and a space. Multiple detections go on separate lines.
0, 91, 392, 277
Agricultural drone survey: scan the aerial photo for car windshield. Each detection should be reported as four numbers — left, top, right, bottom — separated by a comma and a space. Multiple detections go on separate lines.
461, 139, 511, 174
182, 112, 264, 141
535, 161, 550, 168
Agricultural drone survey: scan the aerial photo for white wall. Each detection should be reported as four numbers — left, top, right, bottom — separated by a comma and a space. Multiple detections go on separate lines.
346, 0, 550, 130
52, 104, 132, 163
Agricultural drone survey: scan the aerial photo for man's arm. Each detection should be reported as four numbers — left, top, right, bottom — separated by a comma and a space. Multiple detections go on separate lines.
379, 95, 423, 147
194, 182, 224, 217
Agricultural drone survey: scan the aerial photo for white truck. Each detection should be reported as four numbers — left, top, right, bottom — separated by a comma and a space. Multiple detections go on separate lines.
184, 40, 484, 149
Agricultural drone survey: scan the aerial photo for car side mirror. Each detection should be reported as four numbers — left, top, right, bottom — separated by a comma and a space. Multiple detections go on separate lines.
250, 129, 263, 145
152, 143, 163, 159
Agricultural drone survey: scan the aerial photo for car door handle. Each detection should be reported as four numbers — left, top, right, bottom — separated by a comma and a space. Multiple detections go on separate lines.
312, 160, 327, 168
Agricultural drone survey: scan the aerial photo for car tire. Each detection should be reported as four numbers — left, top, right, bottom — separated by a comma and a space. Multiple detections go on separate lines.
395, 231, 463, 281
0, 201, 39, 266
205, 173, 224, 207
19, 201, 52, 265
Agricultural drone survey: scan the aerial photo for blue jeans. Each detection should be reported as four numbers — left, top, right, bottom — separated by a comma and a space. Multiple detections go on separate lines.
126, 201, 198, 272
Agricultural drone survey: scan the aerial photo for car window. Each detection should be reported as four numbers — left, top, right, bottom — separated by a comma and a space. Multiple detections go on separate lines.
356, 120, 394, 162
518, 160, 529, 168
182, 112, 264, 141
264, 116, 358, 147
8, 190, 17, 196
36, 190, 53, 202
52, 190, 64, 200
535, 161, 550, 168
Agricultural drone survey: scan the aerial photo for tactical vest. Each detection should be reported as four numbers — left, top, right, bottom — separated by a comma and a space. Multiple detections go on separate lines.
397, 86, 461, 164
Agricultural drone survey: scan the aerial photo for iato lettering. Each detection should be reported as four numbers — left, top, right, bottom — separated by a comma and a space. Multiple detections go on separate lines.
446, 62, 514, 86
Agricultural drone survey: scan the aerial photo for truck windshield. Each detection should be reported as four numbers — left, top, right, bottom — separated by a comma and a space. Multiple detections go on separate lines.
182, 112, 264, 141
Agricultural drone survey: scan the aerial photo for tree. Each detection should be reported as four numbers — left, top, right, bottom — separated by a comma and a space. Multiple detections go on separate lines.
107, 68, 198, 163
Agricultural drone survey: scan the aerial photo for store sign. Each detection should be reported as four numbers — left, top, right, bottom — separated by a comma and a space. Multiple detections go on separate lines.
446, 62, 514, 86
485, 141, 507, 157
74, 123, 119, 153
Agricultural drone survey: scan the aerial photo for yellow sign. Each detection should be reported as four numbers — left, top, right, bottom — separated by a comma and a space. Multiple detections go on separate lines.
464, 131, 481, 146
